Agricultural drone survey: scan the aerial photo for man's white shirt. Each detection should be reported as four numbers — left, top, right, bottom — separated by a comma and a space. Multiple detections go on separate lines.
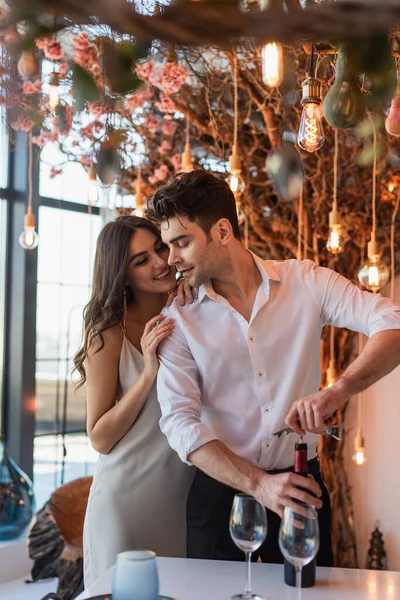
157, 255, 400, 470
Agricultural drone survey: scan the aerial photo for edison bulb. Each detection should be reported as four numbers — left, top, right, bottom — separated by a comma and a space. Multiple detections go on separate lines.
226, 172, 245, 196
353, 448, 366, 466
297, 102, 325, 153
326, 224, 343, 254
261, 42, 283, 88
358, 255, 389, 292
19, 227, 39, 250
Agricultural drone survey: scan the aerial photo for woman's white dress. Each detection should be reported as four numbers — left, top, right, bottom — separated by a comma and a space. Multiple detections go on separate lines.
83, 336, 194, 588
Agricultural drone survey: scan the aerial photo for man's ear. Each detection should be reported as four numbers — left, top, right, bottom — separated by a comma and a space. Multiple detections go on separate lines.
214, 218, 233, 246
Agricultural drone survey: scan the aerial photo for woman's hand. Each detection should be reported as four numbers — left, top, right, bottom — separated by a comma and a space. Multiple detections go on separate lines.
166, 277, 198, 307
141, 314, 174, 380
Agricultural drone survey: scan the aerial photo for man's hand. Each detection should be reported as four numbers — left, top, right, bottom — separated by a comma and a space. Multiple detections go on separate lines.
255, 472, 323, 518
284, 386, 345, 435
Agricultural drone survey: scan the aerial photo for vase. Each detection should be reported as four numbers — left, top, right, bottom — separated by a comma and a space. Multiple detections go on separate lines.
0, 438, 35, 540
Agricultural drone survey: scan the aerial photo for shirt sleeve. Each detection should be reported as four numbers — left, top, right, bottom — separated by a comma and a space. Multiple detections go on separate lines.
303, 260, 400, 336
156, 307, 219, 465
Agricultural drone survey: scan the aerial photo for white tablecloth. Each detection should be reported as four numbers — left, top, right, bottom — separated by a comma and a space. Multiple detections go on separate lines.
76, 556, 400, 599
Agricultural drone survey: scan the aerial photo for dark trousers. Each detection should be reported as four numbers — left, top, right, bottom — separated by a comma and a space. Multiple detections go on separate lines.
187, 466, 334, 566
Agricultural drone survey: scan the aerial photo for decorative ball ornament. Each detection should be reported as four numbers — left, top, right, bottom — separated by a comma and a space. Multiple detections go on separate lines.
367, 522, 387, 570
385, 95, 400, 137
17, 51, 40, 79
266, 144, 304, 202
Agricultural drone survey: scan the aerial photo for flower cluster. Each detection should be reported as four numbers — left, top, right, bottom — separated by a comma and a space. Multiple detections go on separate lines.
72, 33, 102, 79
36, 37, 63, 61
136, 60, 187, 96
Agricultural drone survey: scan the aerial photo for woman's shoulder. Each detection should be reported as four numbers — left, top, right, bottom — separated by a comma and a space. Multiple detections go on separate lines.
87, 324, 124, 359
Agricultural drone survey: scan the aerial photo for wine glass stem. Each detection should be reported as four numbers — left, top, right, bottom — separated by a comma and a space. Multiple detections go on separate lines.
295, 566, 302, 591
245, 551, 252, 595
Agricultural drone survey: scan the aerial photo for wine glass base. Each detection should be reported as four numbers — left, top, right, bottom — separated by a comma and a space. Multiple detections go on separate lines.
231, 594, 265, 600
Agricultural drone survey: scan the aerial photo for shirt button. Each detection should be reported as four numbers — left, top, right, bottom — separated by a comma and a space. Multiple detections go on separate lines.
249, 336, 254, 342
265, 442, 271, 448
258, 372, 263, 378
264, 407, 269, 413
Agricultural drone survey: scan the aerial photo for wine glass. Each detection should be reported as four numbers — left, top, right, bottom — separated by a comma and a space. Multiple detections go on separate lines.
278, 504, 320, 591
229, 493, 268, 600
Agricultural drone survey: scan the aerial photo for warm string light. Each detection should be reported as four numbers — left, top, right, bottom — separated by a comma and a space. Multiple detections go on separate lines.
19, 132, 39, 250
353, 333, 367, 466
226, 53, 246, 210
327, 128, 343, 254
358, 117, 389, 292
390, 187, 400, 302
325, 325, 337, 388
181, 117, 194, 173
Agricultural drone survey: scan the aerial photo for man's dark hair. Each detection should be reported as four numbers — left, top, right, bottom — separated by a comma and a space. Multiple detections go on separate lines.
147, 170, 241, 241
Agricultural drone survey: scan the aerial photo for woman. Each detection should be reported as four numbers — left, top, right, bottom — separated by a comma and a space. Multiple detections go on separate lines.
74, 216, 195, 588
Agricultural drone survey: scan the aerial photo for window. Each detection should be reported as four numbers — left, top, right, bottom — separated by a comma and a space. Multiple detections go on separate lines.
34, 205, 102, 507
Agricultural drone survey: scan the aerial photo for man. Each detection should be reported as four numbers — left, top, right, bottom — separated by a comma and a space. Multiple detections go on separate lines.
148, 169, 400, 565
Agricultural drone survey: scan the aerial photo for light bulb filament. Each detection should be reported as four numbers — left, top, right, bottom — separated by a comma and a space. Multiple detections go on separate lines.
261, 42, 283, 88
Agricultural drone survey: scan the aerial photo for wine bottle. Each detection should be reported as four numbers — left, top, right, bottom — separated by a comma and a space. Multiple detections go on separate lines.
283, 440, 316, 588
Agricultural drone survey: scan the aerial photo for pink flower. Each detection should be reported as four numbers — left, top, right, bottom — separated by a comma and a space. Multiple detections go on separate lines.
87, 102, 108, 117
154, 165, 169, 181
50, 167, 62, 178
32, 134, 47, 147
162, 120, 178, 136
159, 140, 172, 155
44, 40, 63, 61
171, 153, 182, 171
160, 62, 187, 95
136, 60, 160, 86
23, 79, 42, 95
148, 175, 158, 185
72, 33, 91, 50
52, 104, 72, 135
35, 38, 48, 50
10, 115, 34, 132
143, 114, 159, 134
155, 95, 176, 114
79, 155, 91, 167
125, 87, 153, 112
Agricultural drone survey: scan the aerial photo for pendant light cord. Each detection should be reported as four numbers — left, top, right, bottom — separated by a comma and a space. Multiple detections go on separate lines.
330, 324, 334, 366
233, 52, 238, 149
297, 183, 303, 261
371, 114, 377, 236
333, 128, 338, 208
28, 130, 33, 212
391, 187, 400, 301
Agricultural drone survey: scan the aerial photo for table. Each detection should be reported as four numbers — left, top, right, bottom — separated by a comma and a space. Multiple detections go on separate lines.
76, 557, 400, 599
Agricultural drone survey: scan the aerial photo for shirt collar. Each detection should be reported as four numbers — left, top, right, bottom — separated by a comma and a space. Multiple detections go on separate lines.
197, 251, 281, 303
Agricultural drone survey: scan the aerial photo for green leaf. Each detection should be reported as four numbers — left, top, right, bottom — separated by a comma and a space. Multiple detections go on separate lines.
56, 104, 68, 134
101, 40, 144, 96
72, 65, 101, 112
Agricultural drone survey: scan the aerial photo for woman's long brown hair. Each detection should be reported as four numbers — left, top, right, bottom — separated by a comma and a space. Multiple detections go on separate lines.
73, 216, 162, 388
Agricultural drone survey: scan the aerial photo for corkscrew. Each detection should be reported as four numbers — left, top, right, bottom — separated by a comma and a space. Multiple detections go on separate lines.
273, 423, 345, 441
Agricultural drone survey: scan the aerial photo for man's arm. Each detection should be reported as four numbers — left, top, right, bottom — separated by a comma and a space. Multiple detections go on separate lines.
189, 440, 322, 518
285, 263, 400, 434
286, 329, 400, 435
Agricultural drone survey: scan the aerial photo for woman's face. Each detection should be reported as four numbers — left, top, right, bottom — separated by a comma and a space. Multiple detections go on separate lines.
125, 227, 176, 295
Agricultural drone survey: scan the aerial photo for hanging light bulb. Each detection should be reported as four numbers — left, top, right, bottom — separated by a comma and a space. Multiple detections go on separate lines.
88, 161, 98, 206
48, 71, 60, 111
326, 129, 343, 254
352, 430, 367, 466
358, 235, 389, 293
19, 205, 39, 250
297, 75, 325, 153
261, 42, 284, 88
235, 198, 246, 225
326, 223, 343, 255
226, 145, 245, 196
